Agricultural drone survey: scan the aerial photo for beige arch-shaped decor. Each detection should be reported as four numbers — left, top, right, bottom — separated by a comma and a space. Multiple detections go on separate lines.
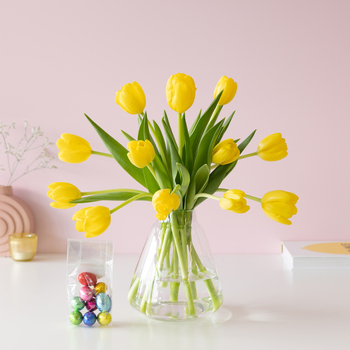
0, 186, 35, 257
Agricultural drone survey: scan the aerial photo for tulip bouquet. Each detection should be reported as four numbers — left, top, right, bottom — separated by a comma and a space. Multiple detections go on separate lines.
48, 73, 298, 320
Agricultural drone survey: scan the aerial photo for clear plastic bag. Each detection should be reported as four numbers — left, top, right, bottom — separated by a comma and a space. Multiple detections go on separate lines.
67, 239, 114, 326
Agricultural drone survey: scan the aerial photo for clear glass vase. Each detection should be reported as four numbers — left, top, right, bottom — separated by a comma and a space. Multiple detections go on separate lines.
128, 210, 223, 321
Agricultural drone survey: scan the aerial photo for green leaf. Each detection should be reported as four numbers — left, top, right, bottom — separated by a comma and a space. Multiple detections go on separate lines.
153, 155, 172, 189
194, 129, 257, 207
84, 114, 147, 188
186, 164, 210, 209
176, 163, 191, 197
163, 110, 177, 146
153, 121, 167, 157
192, 120, 224, 176
238, 129, 257, 153
121, 130, 135, 142
189, 109, 202, 135
143, 167, 160, 193
72, 192, 152, 203
153, 120, 169, 170
162, 118, 182, 183
189, 91, 223, 153
181, 114, 193, 174
215, 111, 235, 145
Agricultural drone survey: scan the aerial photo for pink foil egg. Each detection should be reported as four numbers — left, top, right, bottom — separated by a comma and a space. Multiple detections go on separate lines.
86, 299, 97, 312
79, 286, 93, 302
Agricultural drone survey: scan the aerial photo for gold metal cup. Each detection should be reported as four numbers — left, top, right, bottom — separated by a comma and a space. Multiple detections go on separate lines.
9, 233, 37, 261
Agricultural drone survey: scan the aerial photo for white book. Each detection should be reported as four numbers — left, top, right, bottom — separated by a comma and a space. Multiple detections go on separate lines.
281, 241, 350, 270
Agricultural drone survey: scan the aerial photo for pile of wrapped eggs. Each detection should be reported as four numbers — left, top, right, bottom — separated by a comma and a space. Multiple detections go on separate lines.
70, 272, 112, 326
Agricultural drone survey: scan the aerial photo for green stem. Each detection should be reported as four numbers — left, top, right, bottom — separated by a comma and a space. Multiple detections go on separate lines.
204, 279, 222, 311
245, 194, 262, 203
147, 164, 160, 186
210, 164, 219, 171
170, 214, 188, 280
170, 214, 196, 316
238, 152, 258, 160
171, 184, 181, 195
156, 226, 171, 274
192, 248, 222, 311
178, 112, 184, 158
91, 150, 113, 158
140, 280, 151, 314
170, 243, 180, 302
127, 276, 140, 304
148, 120, 170, 175
81, 189, 147, 196
193, 193, 220, 202
110, 193, 153, 214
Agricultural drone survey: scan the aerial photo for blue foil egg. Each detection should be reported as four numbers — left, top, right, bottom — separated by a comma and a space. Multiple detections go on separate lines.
83, 311, 96, 326
107, 295, 112, 312
96, 293, 111, 312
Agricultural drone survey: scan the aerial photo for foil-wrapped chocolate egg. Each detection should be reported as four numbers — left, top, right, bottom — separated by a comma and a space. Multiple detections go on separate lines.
71, 296, 85, 311
80, 286, 94, 301
83, 311, 96, 326
94, 282, 107, 295
97, 312, 112, 326
78, 272, 97, 287
70, 311, 83, 325
96, 293, 111, 312
86, 299, 97, 312
107, 295, 112, 312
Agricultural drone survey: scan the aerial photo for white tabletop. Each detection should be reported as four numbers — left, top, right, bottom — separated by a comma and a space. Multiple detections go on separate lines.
1, 254, 349, 350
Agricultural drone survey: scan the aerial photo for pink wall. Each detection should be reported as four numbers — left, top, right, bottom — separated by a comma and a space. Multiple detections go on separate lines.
1, 0, 350, 254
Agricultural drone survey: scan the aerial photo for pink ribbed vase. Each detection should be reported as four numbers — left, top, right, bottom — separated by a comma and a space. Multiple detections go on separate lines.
0, 186, 35, 257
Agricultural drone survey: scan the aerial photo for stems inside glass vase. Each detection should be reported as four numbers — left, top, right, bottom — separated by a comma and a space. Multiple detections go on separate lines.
128, 210, 222, 319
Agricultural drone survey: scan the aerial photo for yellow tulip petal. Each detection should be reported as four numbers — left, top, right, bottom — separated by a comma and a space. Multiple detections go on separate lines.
115, 81, 146, 114
214, 76, 238, 106
50, 202, 76, 209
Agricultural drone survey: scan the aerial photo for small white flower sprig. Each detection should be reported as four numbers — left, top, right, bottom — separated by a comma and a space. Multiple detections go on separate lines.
0, 120, 57, 186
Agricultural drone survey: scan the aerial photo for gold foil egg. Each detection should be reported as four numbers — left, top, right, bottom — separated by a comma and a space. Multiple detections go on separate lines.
97, 312, 112, 326
94, 282, 108, 295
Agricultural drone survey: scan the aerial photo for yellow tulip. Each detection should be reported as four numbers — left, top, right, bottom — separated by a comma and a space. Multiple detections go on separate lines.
261, 190, 298, 225
214, 76, 238, 106
72, 206, 111, 238
212, 139, 240, 165
115, 81, 146, 115
47, 182, 81, 209
127, 140, 155, 168
57, 134, 92, 163
152, 189, 181, 221
257, 133, 288, 161
166, 73, 196, 113
219, 190, 250, 214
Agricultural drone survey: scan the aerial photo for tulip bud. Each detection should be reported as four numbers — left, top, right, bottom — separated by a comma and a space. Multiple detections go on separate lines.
47, 182, 81, 209
219, 190, 250, 214
212, 139, 240, 165
115, 81, 146, 115
127, 140, 155, 168
72, 206, 111, 238
261, 190, 298, 225
152, 189, 181, 221
166, 73, 196, 113
214, 76, 237, 106
257, 133, 288, 161
57, 134, 92, 163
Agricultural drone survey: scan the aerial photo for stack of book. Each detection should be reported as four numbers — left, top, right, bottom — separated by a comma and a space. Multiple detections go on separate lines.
281, 241, 350, 270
